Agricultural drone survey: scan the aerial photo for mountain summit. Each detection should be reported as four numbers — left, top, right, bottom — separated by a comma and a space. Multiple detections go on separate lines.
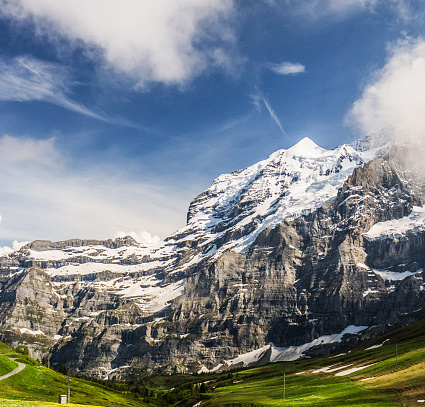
284, 136, 324, 156
1, 130, 424, 377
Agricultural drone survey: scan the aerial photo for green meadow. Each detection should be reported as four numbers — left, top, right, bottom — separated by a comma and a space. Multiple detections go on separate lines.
0, 319, 425, 406
0, 342, 146, 407
200, 319, 425, 407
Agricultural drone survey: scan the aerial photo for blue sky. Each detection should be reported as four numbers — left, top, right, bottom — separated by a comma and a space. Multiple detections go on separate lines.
0, 0, 425, 247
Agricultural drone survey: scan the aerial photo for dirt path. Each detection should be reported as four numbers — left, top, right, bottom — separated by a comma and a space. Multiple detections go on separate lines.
0, 358, 26, 381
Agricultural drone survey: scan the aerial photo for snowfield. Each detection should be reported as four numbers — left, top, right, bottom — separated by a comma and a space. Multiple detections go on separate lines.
363, 206, 425, 241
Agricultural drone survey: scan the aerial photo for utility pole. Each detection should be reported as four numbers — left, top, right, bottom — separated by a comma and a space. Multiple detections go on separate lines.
67, 368, 70, 404
283, 372, 286, 402
396, 343, 398, 369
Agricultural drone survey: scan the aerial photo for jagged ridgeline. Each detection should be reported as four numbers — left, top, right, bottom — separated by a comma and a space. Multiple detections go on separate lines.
0, 129, 424, 378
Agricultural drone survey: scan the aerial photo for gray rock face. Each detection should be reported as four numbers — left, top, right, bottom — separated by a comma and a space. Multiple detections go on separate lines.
1, 136, 425, 377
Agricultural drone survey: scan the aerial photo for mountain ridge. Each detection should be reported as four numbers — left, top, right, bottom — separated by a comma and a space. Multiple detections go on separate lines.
1, 129, 424, 377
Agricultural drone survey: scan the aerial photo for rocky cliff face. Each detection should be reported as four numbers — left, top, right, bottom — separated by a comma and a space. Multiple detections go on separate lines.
1, 131, 425, 377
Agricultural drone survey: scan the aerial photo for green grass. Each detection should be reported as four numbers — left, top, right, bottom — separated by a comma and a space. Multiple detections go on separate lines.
0, 355, 18, 376
195, 319, 425, 407
0, 343, 149, 407
0, 398, 103, 406
0, 340, 19, 376
203, 366, 402, 406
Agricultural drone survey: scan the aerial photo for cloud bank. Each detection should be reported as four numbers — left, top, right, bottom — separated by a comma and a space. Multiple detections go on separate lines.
347, 37, 425, 143
0, 135, 189, 243
0, 0, 235, 87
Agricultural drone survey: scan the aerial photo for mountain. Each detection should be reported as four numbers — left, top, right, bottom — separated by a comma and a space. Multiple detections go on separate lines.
1, 128, 425, 378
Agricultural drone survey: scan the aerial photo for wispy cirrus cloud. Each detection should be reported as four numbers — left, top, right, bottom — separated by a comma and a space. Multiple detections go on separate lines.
270, 62, 306, 76
0, 0, 236, 88
0, 55, 164, 132
286, 0, 377, 19
0, 56, 108, 121
251, 92, 288, 138
262, 97, 288, 138
283, 0, 425, 24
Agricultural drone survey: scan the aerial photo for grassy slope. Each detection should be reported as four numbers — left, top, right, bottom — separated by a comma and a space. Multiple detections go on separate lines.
0, 342, 148, 407
1, 319, 425, 406
0, 342, 18, 376
0, 399, 103, 407
200, 319, 425, 407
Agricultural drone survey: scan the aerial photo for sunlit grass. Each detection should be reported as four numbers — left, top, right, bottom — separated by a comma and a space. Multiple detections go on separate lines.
200, 319, 425, 407
0, 398, 103, 407
0, 342, 148, 407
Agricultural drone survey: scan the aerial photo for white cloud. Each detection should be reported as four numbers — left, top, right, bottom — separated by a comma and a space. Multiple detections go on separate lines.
115, 230, 162, 246
0, 56, 108, 121
0, 135, 190, 243
347, 37, 425, 142
0, 56, 69, 102
387, 0, 425, 23
322, 0, 377, 14
284, 0, 425, 23
270, 62, 306, 75
0, 0, 235, 87
0, 240, 29, 256
0, 135, 61, 167
286, 0, 377, 19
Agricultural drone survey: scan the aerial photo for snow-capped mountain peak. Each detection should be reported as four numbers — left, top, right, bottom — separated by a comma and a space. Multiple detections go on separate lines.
284, 136, 325, 157
179, 135, 379, 254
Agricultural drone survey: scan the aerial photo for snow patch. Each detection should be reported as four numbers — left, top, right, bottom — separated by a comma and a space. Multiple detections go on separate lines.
328, 353, 347, 358
364, 206, 425, 241
363, 288, 379, 298
212, 345, 269, 371
335, 363, 376, 376
312, 364, 353, 374
19, 328, 45, 336
372, 268, 422, 281
115, 277, 185, 313
364, 339, 389, 351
